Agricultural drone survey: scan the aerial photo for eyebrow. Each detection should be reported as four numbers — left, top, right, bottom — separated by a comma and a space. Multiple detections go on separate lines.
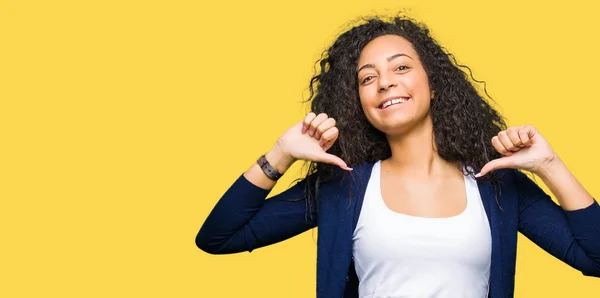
357, 53, 414, 73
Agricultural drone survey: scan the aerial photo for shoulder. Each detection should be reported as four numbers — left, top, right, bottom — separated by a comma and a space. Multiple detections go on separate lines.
491, 169, 546, 202
350, 161, 377, 176
342, 161, 377, 185
487, 168, 528, 185
498, 169, 537, 188
314, 161, 377, 193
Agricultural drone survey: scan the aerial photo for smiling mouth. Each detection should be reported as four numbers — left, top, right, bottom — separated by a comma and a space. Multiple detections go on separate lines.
379, 97, 409, 109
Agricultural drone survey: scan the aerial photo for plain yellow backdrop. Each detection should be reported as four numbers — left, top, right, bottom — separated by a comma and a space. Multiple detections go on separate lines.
2, 0, 600, 297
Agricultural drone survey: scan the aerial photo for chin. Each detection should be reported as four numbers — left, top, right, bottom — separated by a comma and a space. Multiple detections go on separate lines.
375, 114, 430, 136
376, 121, 412, 136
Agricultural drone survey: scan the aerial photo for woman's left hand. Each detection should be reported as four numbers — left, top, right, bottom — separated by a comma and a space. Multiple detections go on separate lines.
476, 125, 557, 177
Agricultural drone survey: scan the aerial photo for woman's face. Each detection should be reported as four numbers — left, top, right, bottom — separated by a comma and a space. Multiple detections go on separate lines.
357, 34, 432, 136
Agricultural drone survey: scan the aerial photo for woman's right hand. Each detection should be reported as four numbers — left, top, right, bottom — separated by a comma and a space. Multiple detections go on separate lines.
270, 113, 352, 173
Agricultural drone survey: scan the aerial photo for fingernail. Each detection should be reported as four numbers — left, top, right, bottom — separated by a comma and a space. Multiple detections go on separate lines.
475, 172, 482, 178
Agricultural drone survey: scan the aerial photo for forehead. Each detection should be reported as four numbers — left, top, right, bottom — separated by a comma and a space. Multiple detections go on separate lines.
358, 34, 417, 63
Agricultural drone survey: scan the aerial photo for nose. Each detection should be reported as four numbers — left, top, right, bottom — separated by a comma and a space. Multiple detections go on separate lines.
378, 73, 397, 92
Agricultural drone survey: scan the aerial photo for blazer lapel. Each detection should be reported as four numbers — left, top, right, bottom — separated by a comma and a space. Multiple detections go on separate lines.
317, 163, 374, 298
477, 178, 504, 298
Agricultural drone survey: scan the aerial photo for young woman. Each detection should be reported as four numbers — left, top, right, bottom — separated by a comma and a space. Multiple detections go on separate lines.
195, 14, 600, 298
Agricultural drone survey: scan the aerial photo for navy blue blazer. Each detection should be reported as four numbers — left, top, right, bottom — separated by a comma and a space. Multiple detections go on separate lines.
196, 162, 600, 298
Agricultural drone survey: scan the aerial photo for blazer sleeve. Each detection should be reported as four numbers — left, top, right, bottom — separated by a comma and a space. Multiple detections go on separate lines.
195, 174, 318, 254
515, 170, 600, 277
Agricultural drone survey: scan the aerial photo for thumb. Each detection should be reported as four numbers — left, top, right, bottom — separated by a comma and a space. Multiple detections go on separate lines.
475, 157, 514, 178
315, 152, 353, 171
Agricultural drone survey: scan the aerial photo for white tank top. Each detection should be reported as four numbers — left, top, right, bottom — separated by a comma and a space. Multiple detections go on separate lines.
352, 161, 491, 298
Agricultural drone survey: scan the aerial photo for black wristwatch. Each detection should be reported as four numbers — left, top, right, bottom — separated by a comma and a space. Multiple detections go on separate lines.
257, 154, 283, 181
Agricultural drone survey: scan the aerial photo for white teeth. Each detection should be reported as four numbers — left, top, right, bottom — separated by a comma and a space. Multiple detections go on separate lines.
381, 97, 408, 109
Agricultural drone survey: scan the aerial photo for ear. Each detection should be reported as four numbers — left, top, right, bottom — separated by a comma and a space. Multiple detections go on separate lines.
430, 90, 435, 100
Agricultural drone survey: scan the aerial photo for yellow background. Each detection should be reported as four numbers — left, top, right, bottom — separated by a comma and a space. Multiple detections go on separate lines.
2, 0, 599, 297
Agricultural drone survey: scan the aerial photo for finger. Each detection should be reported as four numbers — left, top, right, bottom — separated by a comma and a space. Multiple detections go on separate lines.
518, 127, 531, 147
475, 156, 514, 178
498, 131, 518, 152
308, 113, 328, 137
321, 140, 335, 152
475, 161, 495, 178
315, 118, 336, 140
302, 112, 316, 134
506, 127, 523, 148
319, 127, 339, 148
491, 136, 512, 156
521, 125, 536, 147
316, 152, 352, 171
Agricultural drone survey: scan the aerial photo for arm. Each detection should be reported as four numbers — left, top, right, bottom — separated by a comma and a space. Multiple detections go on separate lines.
195, 168, 317, 254
515, 168, 600, 277
477, 125, 600, 276
536, 156, 594, 210
196, 113, 350, 254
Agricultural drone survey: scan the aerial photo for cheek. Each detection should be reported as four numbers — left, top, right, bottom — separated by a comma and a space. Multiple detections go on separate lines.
358, 95, 370, 116
401, 72, 430, 100
358, 88, 370, 109
358, 85, 378, 103
404, 72, 430, 96
359, 86, 380, 109
358, 90, 376, 121
418, 71, 431, 94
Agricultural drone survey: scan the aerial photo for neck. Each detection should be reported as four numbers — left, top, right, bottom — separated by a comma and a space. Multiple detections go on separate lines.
383, 116, 459, 179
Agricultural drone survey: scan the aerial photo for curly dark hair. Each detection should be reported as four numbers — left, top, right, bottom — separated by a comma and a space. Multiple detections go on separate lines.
300, 14, 506, 211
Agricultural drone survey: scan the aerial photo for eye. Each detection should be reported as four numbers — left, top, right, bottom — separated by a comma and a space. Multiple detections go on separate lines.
361, 75, 375, 84
395, 65, 409, 71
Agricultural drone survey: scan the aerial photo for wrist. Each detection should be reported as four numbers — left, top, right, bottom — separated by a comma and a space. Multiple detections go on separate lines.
535, 154, 563, 181
265, 144, 296, 174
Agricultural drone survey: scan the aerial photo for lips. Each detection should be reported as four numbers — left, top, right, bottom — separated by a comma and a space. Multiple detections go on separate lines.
379, 96, 410, 109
